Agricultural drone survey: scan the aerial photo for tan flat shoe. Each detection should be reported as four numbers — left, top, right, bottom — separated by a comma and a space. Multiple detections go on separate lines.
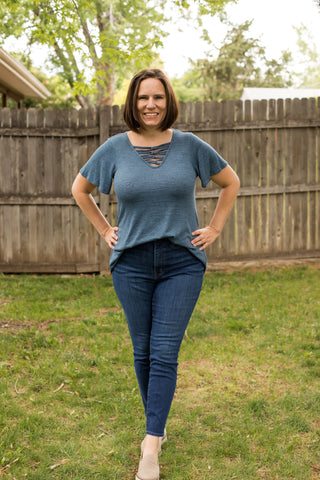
135, 453, 159, 480
141, 429, 167, 454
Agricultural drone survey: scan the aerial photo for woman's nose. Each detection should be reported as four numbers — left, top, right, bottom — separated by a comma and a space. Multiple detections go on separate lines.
146, 98, 155, 108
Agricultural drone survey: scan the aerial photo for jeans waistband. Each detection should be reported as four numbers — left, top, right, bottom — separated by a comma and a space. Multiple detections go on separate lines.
114, 238, 204, 281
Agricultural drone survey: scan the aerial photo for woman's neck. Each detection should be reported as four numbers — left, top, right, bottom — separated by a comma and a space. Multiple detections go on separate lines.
128, 128, 173, 147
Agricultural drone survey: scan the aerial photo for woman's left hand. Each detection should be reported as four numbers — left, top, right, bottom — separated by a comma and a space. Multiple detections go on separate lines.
191, 226, 220, 251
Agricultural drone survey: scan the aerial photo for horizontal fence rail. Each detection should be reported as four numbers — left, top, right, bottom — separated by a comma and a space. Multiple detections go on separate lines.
0, 98, 319, 273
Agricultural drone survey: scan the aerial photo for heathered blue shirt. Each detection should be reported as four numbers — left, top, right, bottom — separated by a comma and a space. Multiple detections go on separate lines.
80, 129, 227, 271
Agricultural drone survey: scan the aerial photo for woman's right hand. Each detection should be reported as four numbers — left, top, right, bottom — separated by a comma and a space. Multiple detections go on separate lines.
101, 226, 119, 249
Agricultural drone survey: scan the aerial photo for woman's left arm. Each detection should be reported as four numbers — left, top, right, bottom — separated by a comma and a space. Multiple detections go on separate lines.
191, 165, 240, 251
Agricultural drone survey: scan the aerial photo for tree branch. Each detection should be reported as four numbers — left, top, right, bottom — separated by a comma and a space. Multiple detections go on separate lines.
95, 0, 105, 32
63, 40, 81, 77
53, 40, 93, 107
71, 0, 100, 66
53, 41, 75, 87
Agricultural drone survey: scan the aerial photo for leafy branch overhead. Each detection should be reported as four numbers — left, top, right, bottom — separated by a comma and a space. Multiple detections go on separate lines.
0, 0, 236, 107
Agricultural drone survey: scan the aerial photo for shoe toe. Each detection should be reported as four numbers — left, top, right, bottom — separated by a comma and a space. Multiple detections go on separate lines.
136, 453, 159, 480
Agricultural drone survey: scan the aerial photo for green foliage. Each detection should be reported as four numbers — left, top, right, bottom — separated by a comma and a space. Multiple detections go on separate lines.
293, 24, 320, 88
8, 51, 78, 108
0, 0, 168, 106
174, 20, 294, 102
171, 69, 203, 103
173, 0, 237, 16
261, 50, 294, 88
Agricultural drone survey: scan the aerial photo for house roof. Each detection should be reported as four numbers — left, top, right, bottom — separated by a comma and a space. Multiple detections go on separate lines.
0, 47, 51, 101
241, 87, 320, 101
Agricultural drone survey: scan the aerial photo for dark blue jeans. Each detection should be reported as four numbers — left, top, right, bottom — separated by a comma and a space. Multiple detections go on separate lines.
112, 239, 205, 437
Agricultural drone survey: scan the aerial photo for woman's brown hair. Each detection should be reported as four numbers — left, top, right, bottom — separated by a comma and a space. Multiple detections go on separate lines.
123, 69, 179, 132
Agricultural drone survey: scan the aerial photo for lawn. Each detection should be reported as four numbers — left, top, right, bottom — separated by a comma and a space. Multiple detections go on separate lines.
0, 266, 320, 479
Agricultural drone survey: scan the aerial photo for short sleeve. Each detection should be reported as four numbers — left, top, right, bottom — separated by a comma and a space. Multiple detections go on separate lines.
80, 140, 116, 194
193, 134, 228, 188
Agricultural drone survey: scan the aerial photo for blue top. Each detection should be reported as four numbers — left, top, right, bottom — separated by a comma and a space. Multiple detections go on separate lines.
80, 129, 228, 271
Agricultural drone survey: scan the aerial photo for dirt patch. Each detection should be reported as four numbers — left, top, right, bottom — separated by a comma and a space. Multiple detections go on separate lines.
0, 321, 29, 331
206, 257, 320, 273
0, 307, 123, 332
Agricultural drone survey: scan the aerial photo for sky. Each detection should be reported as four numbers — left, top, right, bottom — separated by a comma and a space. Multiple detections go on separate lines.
160, 0, 320, 78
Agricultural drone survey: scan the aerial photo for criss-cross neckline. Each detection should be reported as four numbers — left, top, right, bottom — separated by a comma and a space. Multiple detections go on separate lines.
126, 130, 175, 169
133, 142, 171, 167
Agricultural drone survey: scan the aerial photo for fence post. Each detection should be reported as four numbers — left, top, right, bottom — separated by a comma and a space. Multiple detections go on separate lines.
99, 106, 111, 274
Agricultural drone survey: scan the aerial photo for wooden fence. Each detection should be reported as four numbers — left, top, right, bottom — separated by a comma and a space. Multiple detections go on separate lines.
0, 98, 319, 273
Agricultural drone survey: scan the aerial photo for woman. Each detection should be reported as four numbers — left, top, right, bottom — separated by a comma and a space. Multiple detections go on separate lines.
72, 69, 240, 480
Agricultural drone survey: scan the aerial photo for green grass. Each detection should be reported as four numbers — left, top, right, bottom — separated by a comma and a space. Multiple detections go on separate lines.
0, 266, 320, 479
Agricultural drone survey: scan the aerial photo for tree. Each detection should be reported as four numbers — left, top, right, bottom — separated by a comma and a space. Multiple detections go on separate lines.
170, 69, 204, 103
293, 24, 320, 88
260, 52, 293, 89
172, 21, 293, 102
0, 0, 236, 107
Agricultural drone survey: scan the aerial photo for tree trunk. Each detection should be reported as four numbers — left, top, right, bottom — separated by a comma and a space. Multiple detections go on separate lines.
96, 67, 116, 106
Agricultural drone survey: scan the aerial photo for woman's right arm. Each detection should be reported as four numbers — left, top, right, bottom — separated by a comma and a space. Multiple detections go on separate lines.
71, 173, 119, 249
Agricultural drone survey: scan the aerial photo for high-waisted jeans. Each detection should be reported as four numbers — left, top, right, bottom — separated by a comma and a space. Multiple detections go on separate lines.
112, 239, 205, 437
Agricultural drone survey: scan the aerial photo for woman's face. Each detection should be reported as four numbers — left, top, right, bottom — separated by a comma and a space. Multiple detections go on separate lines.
136, 78, 167, 131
